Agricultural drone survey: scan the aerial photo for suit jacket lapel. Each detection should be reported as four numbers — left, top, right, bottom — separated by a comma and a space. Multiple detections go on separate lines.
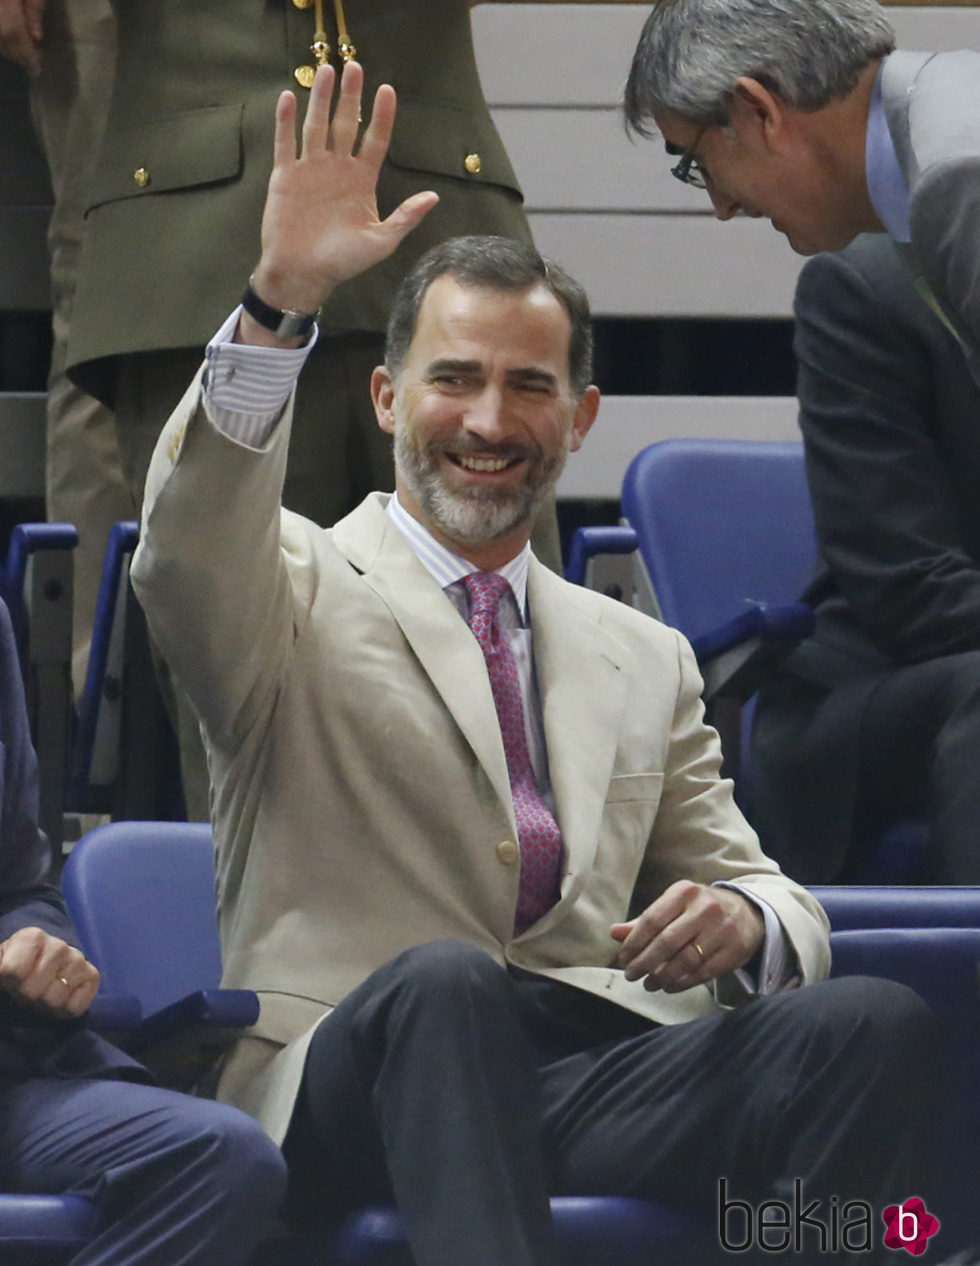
332, 496, 516, 823
332, 499, 631, 922
528, 560, 630, 903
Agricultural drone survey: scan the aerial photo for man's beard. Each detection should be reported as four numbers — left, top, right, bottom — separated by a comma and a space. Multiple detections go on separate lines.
393, 425, 568, 547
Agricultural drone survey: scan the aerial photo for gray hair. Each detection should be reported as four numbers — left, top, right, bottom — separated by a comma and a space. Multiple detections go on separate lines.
385, 235, 594, 397
624, 0, 895, 133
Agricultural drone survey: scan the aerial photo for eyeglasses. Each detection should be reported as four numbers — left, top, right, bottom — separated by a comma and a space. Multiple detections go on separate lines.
669, 129, 709, 189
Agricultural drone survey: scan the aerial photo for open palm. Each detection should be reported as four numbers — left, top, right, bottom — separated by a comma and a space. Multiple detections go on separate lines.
255, 61, 438, 316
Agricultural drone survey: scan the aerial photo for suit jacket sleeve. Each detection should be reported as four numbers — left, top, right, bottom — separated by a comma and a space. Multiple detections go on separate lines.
132, 369, 307, 750
0, 598, 74, 945
795, 240, 980, 663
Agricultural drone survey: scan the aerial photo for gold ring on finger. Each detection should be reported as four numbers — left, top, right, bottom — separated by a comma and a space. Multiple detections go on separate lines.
693, 943, 705, 961
57, 975, 71, 988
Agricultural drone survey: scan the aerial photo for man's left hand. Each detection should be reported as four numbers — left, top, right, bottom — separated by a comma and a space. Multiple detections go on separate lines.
0, 926, 100, 1018
611, 880, 765, 993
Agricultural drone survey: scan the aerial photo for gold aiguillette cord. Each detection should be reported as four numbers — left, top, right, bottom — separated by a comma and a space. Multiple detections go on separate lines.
295, 0, 357, 88
334, 0, 356, 62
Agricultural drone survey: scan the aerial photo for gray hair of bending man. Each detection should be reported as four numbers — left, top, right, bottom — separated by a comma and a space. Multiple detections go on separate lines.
624, 0, 895, 133
384, 235, 594, 397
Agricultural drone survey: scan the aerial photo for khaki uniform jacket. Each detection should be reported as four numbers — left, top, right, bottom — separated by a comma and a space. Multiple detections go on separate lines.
67, 0, 530, 404
131, 373, 831, 1142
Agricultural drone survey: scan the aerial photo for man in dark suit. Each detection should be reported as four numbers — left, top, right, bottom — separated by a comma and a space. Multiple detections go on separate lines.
623, 0, 980, 384
0, 596, 287, 1262
750, 233, 980, 885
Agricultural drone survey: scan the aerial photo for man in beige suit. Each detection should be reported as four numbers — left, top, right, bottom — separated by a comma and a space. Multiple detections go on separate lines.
132, 63, 935, 1266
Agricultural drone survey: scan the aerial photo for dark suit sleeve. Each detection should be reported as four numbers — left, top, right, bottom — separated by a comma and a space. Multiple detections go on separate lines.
0, 598, 75, 946
795, 238, 980, 663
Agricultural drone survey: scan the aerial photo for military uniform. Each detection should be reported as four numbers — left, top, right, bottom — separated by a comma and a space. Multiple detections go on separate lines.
67, 0, 534, 528
28, 0, 132, 694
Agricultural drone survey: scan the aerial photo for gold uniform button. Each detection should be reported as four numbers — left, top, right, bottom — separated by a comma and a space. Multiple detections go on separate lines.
464, 152, 482, 175
496, 840, 519, 866
292, 0, 314, 8
294, 65, 317, 89
133, 167, 150, 188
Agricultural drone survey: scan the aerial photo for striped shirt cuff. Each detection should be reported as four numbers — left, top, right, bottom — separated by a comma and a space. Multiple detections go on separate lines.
717, 883, 795, 996
202, 305, 318, 449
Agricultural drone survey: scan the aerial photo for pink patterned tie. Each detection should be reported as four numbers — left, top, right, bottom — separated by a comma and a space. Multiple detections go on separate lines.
463, 571, 563, 934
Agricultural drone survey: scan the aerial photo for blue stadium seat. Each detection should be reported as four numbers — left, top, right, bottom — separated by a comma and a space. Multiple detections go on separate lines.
61, 821, 256, 1088
0, 1193, 97, 1264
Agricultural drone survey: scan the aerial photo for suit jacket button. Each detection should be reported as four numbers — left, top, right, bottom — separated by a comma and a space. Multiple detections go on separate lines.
464, 152, 482, 175
133, 167, 150, 188
496, 840, 519, 866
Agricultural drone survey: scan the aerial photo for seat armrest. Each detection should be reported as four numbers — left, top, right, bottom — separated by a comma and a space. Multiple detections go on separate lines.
690, 602, 814, 664
3, 522, 78, 603
812, 885, 980, 931
693, 602, 814, 702
829, 927, 980, 1010
130, 988, 260, 1049
116, 988, 260, 1091
87, 992, 143, 1030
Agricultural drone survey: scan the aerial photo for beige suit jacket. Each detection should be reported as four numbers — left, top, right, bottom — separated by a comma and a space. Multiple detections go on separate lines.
132, 372, 831, 1141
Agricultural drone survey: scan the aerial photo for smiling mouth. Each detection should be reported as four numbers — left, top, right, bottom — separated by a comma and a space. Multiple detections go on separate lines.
447, 452, 523, 474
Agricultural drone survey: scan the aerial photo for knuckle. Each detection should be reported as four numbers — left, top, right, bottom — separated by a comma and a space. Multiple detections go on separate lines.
657, 926, 685, 957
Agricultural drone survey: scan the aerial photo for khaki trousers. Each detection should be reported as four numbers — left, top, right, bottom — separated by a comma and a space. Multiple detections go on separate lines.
31, 0, 132, 698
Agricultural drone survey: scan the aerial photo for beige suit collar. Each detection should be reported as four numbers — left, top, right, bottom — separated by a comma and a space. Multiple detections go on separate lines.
332, 495, 632, 935
333, 494, 515, 820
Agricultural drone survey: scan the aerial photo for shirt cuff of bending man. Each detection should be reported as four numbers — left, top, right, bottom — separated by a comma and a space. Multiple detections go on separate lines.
200, 308, 798, 996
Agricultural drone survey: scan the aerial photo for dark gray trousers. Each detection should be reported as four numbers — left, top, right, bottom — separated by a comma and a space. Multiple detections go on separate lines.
283, 940, 936, 1266
753, 650, 980, 884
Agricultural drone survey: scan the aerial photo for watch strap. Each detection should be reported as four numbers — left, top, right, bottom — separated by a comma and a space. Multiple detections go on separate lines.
241, 276, 320, 340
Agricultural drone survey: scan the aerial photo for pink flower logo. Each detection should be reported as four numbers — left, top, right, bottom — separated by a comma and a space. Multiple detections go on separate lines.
882, 1197, 940, 1255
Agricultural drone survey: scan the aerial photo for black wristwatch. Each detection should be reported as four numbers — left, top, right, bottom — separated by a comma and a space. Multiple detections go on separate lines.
241, 275, 320, 340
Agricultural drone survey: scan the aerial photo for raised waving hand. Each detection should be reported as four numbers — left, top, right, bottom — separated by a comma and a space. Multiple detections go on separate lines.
243, 60, 438, 344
